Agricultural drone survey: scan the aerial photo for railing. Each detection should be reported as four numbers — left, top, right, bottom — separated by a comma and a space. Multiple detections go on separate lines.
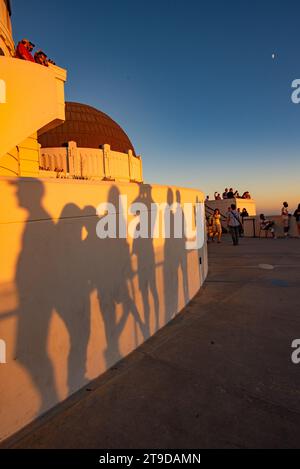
40, 144, 143, 183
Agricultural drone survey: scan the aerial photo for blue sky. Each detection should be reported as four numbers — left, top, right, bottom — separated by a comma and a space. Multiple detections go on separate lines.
12, 0, 300, 213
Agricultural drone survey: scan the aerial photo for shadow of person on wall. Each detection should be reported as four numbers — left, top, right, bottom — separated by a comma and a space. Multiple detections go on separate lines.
175, 190, 189, 305
132, 184, 160, 335
163, 188, 189, 324
10, 180, 150, 417
54, 203, 91, 395
83, 186, 147, 369
195, 195, 205, 284
11, 179, 58, 413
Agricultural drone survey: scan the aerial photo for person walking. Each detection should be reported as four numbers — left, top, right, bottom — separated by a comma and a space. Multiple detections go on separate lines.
227, 204, 241, 245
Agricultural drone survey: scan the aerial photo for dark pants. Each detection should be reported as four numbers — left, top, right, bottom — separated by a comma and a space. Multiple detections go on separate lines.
229, 226, 239, 245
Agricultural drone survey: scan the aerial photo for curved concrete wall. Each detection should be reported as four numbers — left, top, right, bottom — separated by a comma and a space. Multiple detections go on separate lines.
0, 177, 207, 442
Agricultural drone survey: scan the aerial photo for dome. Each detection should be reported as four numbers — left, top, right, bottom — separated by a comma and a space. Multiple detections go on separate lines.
39, 102, 136, 156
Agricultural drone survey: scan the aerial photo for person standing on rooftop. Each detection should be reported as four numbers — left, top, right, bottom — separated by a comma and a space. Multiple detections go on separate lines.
227, 188, 234, 199
222, 188, 228, 199
242, 191, 251, 199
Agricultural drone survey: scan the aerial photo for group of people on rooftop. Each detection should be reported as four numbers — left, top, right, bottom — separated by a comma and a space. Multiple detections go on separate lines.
15, 38, 55, 67
209, 188, 251, 201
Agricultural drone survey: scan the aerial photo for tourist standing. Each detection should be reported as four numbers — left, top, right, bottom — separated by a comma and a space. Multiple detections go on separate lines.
227, 204, 241, 245
293, 204, 300, 238
237, 208, 244, 236
222, 188, 228, 199
227, 188, 234, 199
281, 202, 290, 238
241, 208, 249, 219
212, 209, 222, 243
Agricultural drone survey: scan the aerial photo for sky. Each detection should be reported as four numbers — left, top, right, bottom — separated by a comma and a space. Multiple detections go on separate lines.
12, 0, 300, 214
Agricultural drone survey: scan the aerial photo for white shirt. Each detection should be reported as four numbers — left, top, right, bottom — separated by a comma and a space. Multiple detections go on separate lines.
228, 210, 241, 227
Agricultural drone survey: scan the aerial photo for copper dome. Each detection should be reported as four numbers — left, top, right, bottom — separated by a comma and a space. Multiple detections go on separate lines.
39, 102, 136, 155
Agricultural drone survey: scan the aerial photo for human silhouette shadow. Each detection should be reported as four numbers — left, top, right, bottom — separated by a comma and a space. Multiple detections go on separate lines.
163, 188, 189, 324
12, 179, 58, 413
10, 180, 152, 416
175, 190, 189, 305
83, 186, 147, 369
195, 195, 204, 282
54, 203, 91, 395
132, 185, 160, 335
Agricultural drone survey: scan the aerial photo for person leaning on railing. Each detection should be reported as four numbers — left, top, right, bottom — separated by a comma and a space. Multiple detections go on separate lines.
15, 39, 56, 67
15, 38, 35, 62
34, 50, 56, 67
241, 208, 249, 220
